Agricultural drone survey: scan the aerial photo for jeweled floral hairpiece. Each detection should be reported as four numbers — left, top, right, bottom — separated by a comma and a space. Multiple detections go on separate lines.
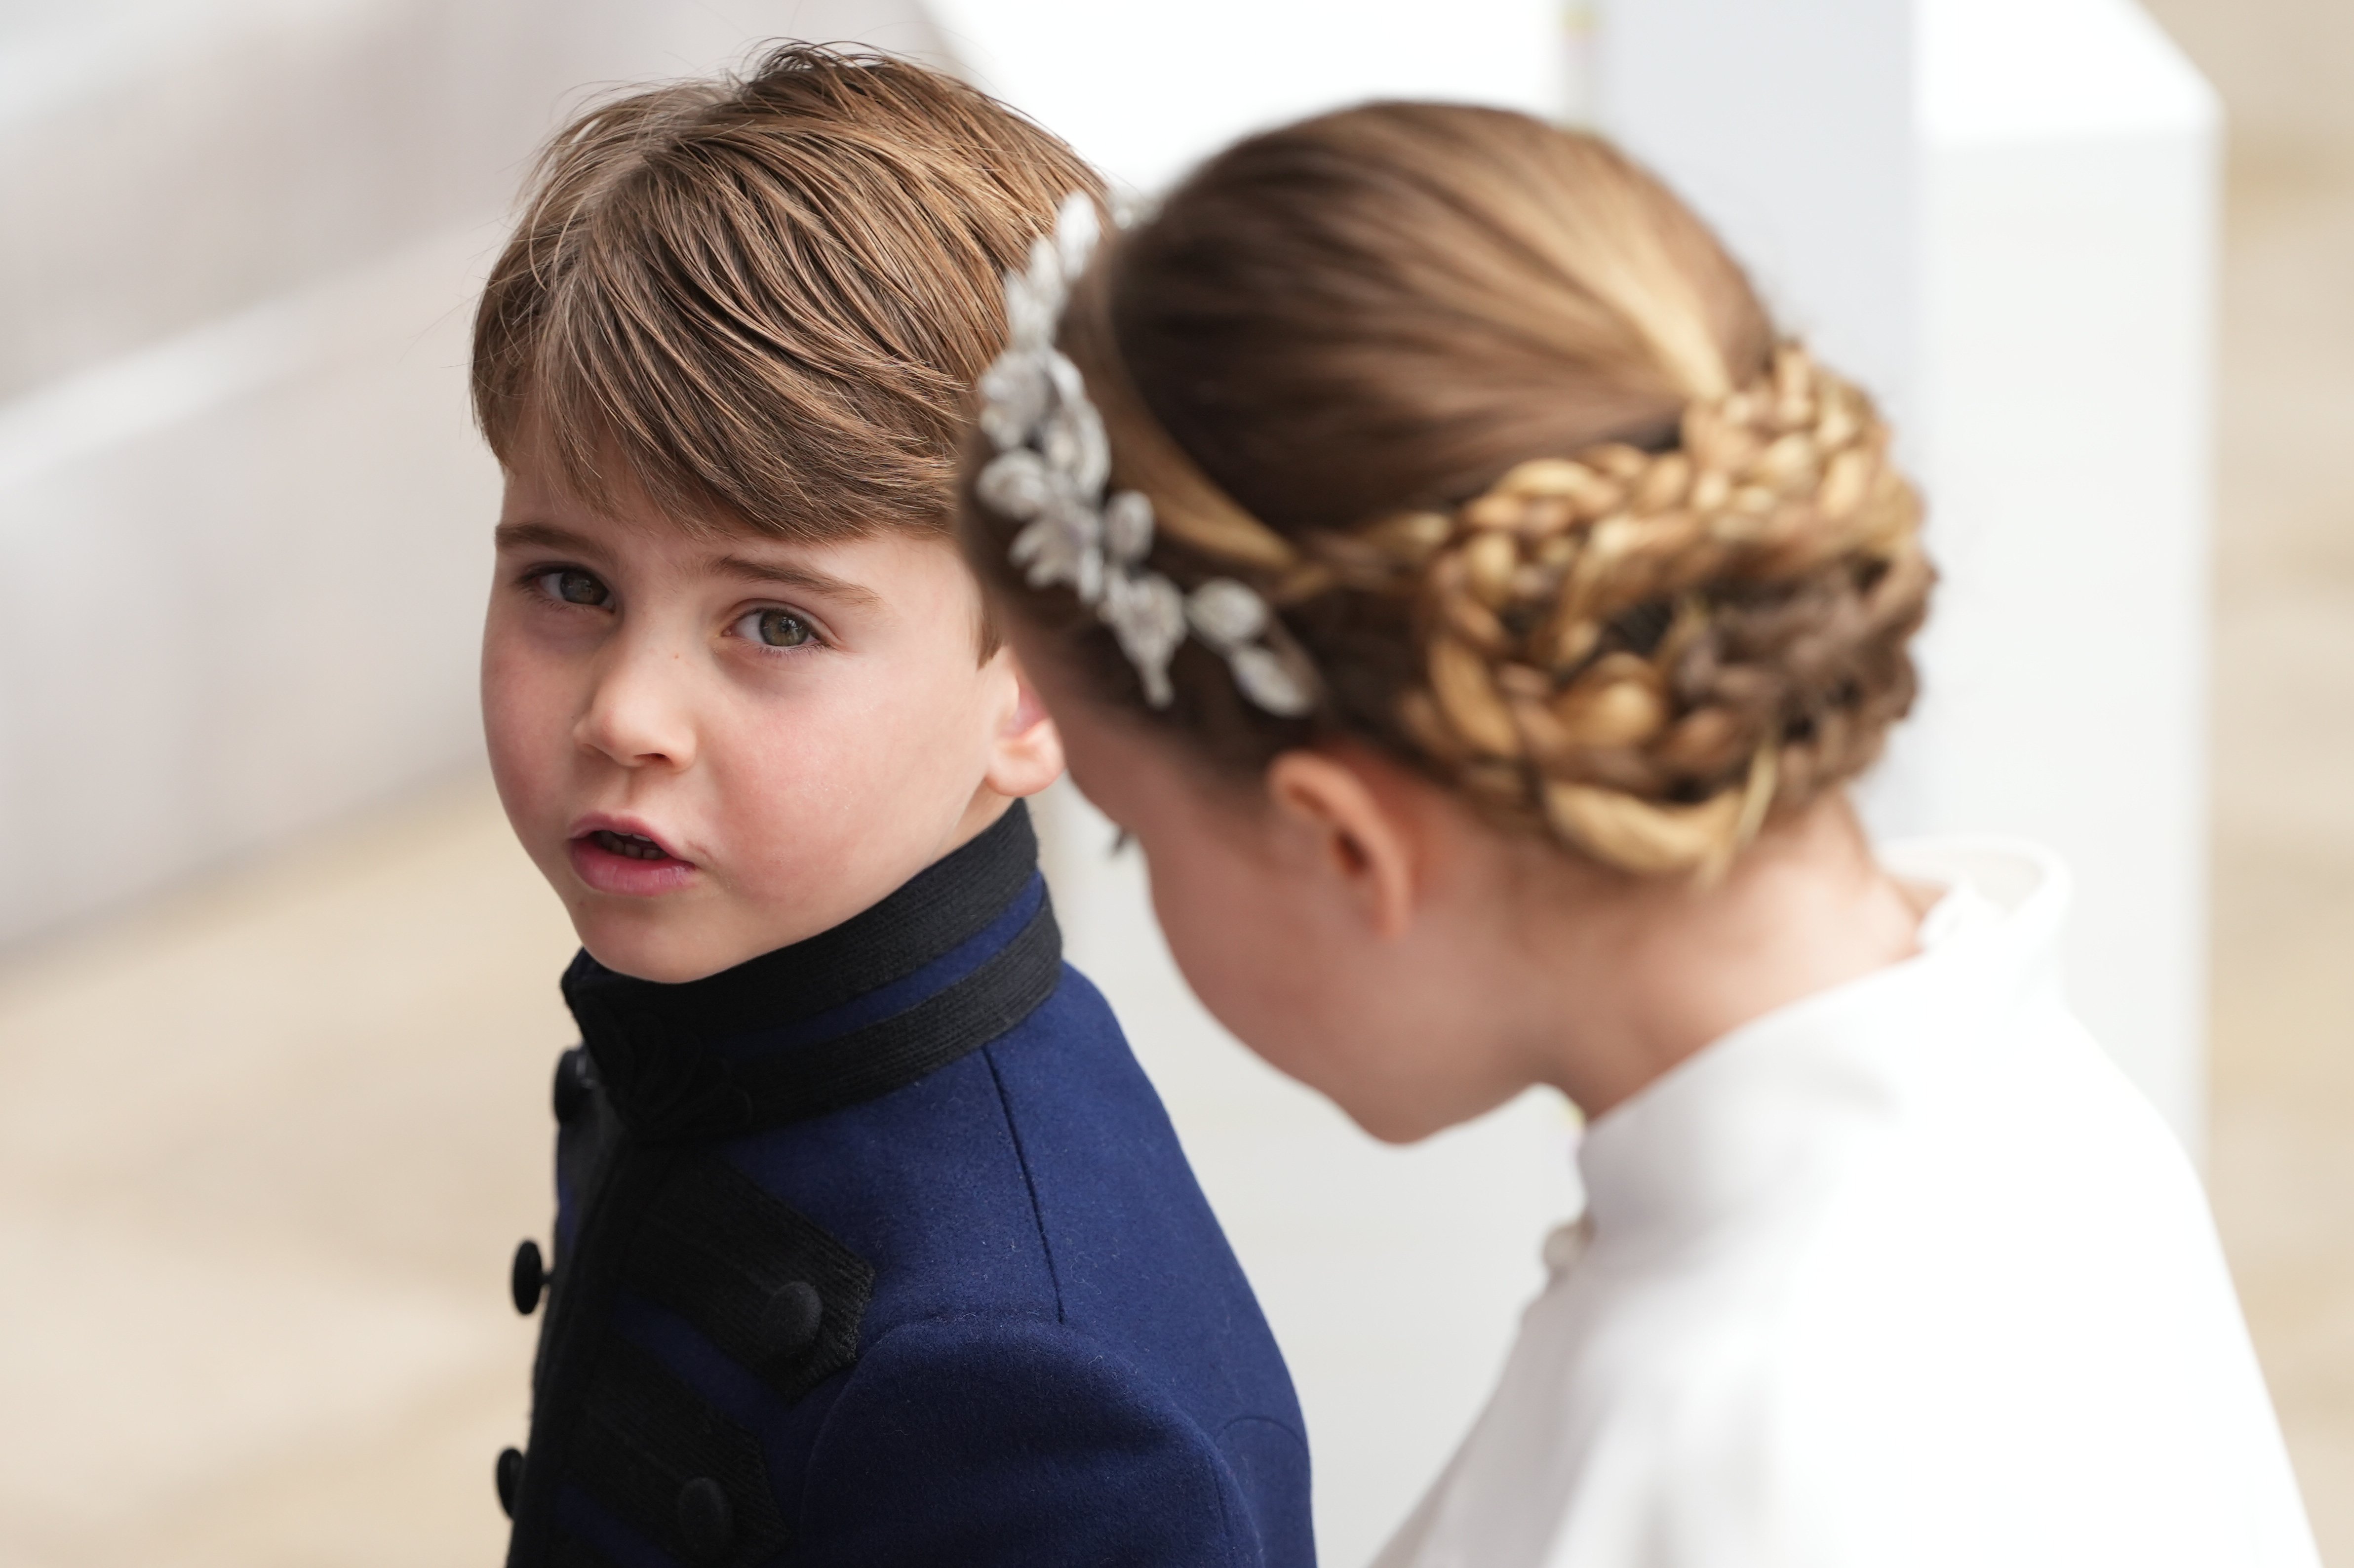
975, 195, 1314, 717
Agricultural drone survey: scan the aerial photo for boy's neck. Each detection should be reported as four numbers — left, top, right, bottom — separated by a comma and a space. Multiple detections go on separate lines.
942, 788, 1019, 865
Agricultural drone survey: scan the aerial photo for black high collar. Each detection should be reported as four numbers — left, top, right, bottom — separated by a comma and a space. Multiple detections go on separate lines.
562, 804, 1060, 1144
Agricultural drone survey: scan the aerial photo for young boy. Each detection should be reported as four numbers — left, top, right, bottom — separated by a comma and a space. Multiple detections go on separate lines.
469, 47, 1313, 1568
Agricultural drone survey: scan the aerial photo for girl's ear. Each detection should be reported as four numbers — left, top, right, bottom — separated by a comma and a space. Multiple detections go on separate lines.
1265, 749, 1419, 940
983, 650, 1065, 799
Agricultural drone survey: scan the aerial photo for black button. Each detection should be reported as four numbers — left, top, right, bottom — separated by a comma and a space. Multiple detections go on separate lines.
495, 1447, 523, 1517
511, 1239, 547, 1315
677, 1475, 734, 1561
552, 1046, 595, 1123
761, 1280, 823, 1367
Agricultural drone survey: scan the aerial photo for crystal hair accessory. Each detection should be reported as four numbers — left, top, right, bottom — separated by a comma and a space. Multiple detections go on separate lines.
975, 194, 1315, 717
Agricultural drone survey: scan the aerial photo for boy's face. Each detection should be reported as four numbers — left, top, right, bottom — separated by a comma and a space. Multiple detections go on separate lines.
482, 438, 1062, 983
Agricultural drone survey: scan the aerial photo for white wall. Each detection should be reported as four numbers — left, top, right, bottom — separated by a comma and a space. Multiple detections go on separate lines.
1596, 0, 1918, 423
1912, 0, 2218, 1152
1599, 0, 2221, 1147
925, 0, 1570, 193
0, 233, 494, 945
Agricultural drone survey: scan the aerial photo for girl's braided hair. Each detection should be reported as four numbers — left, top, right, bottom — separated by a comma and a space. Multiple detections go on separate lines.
964, 102, 1931, 877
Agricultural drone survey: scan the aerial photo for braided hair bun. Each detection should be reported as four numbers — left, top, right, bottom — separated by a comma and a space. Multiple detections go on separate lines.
965, 103, 1931, 877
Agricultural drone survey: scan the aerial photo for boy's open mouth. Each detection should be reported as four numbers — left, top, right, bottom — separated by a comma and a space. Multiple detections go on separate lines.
588, 829, 678, 862
566, 822, 696, 896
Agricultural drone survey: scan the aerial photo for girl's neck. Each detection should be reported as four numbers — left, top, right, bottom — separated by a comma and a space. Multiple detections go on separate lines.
1517, 797, 1930, 1119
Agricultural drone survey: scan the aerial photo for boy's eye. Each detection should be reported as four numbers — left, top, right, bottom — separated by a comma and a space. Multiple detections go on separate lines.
742, 608, 815, 648
539, 568, 610, 607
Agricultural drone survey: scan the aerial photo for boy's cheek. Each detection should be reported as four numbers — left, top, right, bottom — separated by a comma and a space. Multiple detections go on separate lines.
744, 654, 981, 782
713, 673, 990, 879
718, 692, 938, 851
480, 637, 576, 841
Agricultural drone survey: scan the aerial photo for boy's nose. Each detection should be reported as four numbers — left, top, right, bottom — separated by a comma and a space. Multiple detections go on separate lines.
575, 643, 699, 771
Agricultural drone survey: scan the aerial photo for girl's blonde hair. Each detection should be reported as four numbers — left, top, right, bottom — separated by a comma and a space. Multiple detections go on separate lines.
966, 103, 1931, 877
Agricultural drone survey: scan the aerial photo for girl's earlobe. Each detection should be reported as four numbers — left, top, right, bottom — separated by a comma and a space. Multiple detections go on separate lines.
1265, 749, 1417, 940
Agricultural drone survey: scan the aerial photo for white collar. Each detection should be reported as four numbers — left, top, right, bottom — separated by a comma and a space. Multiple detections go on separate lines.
1575, 837, 2072, 1250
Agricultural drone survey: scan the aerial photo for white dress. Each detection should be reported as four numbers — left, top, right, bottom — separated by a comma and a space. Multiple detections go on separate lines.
1374, 839, 2318, 1568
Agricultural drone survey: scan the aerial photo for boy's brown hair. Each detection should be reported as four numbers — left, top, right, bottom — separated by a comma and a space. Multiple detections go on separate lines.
473, 43, 1101, 542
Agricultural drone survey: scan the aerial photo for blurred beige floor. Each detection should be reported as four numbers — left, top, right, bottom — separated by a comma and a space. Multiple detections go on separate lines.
0, 787, 575, 1566
5, 7, 2354, 1567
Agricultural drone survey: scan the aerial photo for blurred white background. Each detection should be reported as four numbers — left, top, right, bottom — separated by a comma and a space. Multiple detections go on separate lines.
0, 1, 2348, 1565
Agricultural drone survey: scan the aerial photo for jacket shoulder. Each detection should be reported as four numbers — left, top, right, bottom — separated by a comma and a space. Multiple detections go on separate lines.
981, 971, 1305, 1417
796, 1314, 1305, 1568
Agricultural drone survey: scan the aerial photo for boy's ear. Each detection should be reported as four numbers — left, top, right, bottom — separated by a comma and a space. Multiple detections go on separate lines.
1264, 749, 1419, 941
983, 650, 1065, 799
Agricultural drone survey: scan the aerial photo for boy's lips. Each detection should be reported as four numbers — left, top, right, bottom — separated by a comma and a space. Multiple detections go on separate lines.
586, 827, 674, 861
567, 815, 698, 896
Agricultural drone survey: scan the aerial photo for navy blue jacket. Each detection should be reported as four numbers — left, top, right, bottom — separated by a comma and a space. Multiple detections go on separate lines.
499, 804, 1314, 1568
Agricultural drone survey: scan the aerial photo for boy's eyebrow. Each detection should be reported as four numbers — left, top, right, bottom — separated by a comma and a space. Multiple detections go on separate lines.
706, 552, 882, 608
493, 520, 602, 555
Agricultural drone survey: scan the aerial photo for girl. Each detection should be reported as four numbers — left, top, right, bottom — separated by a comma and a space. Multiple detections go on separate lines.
963, 106, 2317, 1564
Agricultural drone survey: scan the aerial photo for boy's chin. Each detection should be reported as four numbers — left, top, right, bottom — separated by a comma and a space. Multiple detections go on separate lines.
567, 905, 788, 985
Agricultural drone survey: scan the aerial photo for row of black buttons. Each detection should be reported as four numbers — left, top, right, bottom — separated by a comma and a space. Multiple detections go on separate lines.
498, 1047, 751, 1560
493, 1051, 578, 1529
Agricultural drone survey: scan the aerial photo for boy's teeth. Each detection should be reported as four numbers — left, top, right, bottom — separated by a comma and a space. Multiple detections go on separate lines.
595, 830, 666, 861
